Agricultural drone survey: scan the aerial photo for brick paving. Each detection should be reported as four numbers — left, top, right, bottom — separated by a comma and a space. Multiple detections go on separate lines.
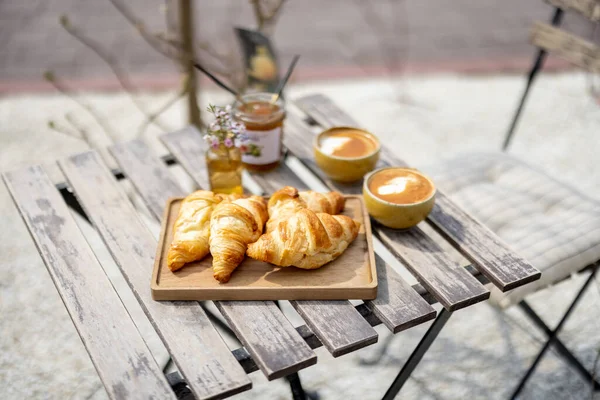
0, 1, 591, 91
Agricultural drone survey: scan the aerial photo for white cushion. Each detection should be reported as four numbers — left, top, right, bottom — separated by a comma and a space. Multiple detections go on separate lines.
424, 152, 600, 308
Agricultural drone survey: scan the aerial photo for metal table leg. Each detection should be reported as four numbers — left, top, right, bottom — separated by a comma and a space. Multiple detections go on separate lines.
502, 7, 564, 151
382, 308, 453, 400
511, 265, 599, 399
519, 299, 600, 389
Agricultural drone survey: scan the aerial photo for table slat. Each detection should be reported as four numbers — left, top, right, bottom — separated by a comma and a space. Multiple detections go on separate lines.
376, 226, 490, 311
429, 192, 540, 290
216, 301, 317, 380
110, 139, 186, 219
249, 161, 308, 193
109, 139, 316, 379
60, 151, 251, 400
367, 255, 437, 332
160, 128, 380, 355
3, 166, 175, 400
294, 94, 540, 292
159, 126, 211, 189
290, 301, 378, 356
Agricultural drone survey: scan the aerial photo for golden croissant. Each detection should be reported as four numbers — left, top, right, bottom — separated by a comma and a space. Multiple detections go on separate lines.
247, 208, 360, 269
299, 190, 345, 214
167, 190, 224, 271
265, 186, 345, 232
210, 196, 268, 283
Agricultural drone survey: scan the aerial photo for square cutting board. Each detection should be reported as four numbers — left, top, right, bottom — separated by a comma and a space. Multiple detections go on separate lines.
151, 195, 377, 301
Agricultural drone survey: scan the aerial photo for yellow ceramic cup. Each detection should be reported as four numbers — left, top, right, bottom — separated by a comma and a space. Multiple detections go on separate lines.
313, 127, 380, 183
363, 167, 436, 229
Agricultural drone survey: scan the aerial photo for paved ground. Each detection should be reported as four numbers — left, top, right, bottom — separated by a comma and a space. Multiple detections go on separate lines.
0, 0, 592, 92
1, 71, 599, 399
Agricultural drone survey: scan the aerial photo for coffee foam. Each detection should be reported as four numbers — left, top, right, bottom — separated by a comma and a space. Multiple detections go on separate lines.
376, 175, 420, 196
319, 136, 353, 156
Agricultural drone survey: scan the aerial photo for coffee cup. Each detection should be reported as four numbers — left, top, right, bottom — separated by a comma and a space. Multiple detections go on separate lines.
363, 167, 436, 229
314, 127, 380, 183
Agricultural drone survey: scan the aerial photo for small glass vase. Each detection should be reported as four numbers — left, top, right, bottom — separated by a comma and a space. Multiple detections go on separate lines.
205, 145, 243, 195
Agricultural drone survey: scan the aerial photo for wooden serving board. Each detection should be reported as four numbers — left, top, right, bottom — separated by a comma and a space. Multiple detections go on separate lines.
151, 195, 377, 301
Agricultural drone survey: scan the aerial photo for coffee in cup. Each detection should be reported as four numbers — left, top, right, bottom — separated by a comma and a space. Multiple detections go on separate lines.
313, 127, 380, 182
318, 128, 379, 158
363, 167, 436, 229
368, 168, 434, 205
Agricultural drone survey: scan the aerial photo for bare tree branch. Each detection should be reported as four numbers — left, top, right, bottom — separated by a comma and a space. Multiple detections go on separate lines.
108, 0, 182, 60
65, 113, 119, 167
44, 71, 119, 142
47, 114, 96, 152
353, 0, 410, 103
251, 0, 286, 35
60, 15, 169, 132
137, 73, 191, 137
163, 0, 178, 37
47, 119, 81, 140
65, 113, 94, 146
112, 0, 246, 94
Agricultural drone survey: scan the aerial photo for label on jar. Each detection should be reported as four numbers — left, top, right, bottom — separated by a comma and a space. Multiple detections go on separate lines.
242, 127, 281, 165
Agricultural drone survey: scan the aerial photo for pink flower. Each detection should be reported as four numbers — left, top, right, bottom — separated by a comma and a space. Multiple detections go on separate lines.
224, 138, 233, 148
211, 137, 220, 148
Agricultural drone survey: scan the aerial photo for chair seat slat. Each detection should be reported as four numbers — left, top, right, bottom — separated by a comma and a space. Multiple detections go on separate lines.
530, 22, 600, 73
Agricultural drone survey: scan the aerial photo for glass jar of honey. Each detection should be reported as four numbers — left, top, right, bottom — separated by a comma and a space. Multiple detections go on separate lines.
232, 93, 285, 171
205, 144, 243, 195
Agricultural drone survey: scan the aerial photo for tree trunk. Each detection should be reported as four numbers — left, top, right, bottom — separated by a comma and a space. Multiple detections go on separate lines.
179, 0, 201, 128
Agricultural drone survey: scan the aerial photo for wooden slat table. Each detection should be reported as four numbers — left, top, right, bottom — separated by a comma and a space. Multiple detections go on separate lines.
2, 94, 541, 400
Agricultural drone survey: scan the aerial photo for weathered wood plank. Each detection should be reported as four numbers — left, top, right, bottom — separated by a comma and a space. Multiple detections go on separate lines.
530, 22, 600, 73
110, 139, 317, 379
545, 0, 600, 22
161, 129, 380, 355
428, 192, 540, 291
249, 160, 308, 194
365, 255, 436, 333
376, 226, 490, 311
2, 166, 175, 400
216, 301, 316, 380
110, 139, 185, 219
289, 301, 378, 356
159, 126, 211, 190
294, 94, 540, 292
60, 151, 251, 400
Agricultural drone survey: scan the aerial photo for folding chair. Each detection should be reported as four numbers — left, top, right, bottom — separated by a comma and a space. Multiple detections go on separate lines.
426, 3, 600, 398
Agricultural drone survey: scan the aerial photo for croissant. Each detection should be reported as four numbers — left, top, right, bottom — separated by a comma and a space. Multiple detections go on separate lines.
265, 186, 345, 232
210, 196, 268, 283
167, 190, 223, 271
299, 190, 345, 214
247, 208, 360, 269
